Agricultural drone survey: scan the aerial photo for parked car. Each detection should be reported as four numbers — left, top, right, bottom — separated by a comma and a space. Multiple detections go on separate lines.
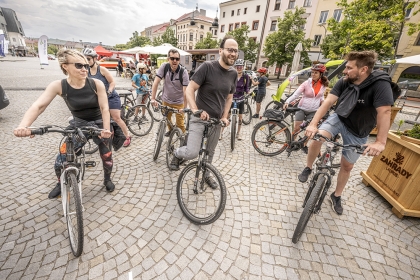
47, 54, 56, 60
244, 70, 257, 81
0, 85, 10, 111
98, 57, 133, 69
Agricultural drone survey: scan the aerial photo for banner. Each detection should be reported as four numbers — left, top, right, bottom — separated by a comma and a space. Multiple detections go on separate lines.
38, 35, 49, 66
0, 34, 4, 57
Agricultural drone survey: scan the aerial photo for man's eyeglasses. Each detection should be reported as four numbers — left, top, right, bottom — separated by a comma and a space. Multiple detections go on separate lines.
64, 63, 89, 70
224, 48, 238, 54
169, 57, 180, 61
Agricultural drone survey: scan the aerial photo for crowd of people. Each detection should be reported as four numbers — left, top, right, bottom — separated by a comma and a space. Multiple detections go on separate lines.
13, 35, 394, 216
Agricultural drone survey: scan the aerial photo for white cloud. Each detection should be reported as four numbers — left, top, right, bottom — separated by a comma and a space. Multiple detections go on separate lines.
0, 0, 223, 45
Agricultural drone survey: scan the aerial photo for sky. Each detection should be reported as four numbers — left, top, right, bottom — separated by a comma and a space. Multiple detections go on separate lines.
0, 0, 224, 46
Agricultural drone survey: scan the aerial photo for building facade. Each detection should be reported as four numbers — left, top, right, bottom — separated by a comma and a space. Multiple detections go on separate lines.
1, 7, 26, 55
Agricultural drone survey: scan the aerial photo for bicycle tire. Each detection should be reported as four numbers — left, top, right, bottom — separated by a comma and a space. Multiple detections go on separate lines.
153, 121, 166, 161
177, 161, 226, 225
148, 101, 163, 122
292, 175, 326, 244
166, 127, 184, 169
242, 102, 252, 125
65, 172, 84, 257
265, 100, 284, 111
251, 120, 291, 156
127, 105, 154, 136
231, 114, 237, 151
76, 151, 86, 181
84, 138, 98, 155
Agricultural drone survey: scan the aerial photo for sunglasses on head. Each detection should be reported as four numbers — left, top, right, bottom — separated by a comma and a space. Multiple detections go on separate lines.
65, 63, 89, 70
169, 57, 180, 61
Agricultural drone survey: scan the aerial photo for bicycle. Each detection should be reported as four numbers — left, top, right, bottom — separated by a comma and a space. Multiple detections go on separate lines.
292, 134, 365, 243
176, 116, 227, 225
229, 94, 252, 151
119, 92, 154, 136
30, 125, 101, 257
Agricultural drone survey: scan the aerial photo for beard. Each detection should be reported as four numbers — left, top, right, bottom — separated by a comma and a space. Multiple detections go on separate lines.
221, 51, 236, 66
344, 74, 359, 84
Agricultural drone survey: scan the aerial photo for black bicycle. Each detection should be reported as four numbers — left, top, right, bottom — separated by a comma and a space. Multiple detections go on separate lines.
176, 116, 227, 225
292, 134, 365, 243
119, 92, 154, 136
30, 125, 101, 257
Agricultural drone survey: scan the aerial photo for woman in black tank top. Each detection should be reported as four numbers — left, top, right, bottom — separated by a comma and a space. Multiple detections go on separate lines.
13, 49, 116, 198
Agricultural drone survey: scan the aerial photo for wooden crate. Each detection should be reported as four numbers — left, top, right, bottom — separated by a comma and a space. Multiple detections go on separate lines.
370, 107, 401, 135
361, 131, 420, 218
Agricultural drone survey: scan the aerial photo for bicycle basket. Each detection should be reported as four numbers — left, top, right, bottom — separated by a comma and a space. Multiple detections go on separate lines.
263, 109, 285, 120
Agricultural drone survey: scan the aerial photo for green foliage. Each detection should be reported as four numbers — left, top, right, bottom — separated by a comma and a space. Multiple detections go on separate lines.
161, 28, 178, 46
152, 36, 163, 46
407, 124, 420, 139
195, 32, 219, 49
228, 25, 259, 62
128, 31, 151, 48
114, 43, 129, 51
320, 0, 420, 60
263, 7, 312, 77
47, 45, 59, 56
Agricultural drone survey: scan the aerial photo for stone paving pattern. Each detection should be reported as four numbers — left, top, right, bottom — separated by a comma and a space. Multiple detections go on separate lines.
0, 58, 419, 279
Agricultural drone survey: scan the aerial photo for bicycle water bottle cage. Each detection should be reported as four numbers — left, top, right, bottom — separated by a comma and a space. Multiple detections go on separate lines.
263, 109, 284, 120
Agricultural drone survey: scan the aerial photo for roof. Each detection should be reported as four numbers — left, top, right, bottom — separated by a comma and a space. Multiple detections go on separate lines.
153, 24, 169, 34
1, 7, 24, 35
175, 11, 213, 24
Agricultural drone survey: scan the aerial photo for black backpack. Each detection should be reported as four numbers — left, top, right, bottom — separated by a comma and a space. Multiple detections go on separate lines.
390, 81, 402, 103
163, 63, 185, 86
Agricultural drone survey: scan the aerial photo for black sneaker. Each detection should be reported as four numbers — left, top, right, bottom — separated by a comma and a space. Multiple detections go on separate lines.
302, 146, 308, 154
169, 156, 181, 171
48, 183, 61, 199
252, 114, 259, 118
164, 131, 171, 137
204, 176, 218, 190
330, 193, 343, 215
104, 180, 115, 192
298, 167, 312, 183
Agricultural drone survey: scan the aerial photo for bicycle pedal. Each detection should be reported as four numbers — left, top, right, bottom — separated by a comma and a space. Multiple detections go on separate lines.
85, 161, 96, 167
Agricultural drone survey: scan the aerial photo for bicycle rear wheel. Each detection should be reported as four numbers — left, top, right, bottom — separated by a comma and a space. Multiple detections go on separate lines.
177, 161, 226, 225
251, 120, 290, 156
153, 121, 166, 161
84, 138, 98, 155
127, 105, 154, 136
292, 175, 326, 244
65, 172, 84, 257
231, 114, 237, 151
166, 127, 184, 169
242, 102, 252, 125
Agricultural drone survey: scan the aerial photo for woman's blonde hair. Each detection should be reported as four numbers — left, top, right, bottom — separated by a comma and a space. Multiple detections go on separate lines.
57, 49, 87, 75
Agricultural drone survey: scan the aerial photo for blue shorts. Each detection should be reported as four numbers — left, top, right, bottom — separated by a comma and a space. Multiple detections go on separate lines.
108, 92, 121, 110
318, 113, 368, 164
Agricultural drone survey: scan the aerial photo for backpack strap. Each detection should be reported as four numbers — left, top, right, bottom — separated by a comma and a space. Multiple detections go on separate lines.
179, 66, 184, 86
163, 63, 170, 80
163, 63, 184, 86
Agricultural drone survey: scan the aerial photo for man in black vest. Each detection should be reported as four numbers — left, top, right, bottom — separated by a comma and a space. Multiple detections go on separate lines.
299, 50, 394, 215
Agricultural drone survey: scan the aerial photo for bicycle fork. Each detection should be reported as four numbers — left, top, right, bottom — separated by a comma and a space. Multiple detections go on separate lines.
193, 137, 208, 194
60, 167, 84, 217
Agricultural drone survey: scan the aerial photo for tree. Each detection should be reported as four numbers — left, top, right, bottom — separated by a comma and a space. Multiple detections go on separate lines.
161, 28, 178, 46
228, 25, 259, 62
128, 31, 151, 48
195, 32, 219, 49
263, 7, 312, 78
152, 36, 163, 46
48, 45, 59, 56
320, 0, 420, 60
114, 43, 129, 51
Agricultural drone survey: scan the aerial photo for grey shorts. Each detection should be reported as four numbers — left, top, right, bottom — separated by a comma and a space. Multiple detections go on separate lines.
319, 113, 368, 164
295, 109, 316, 122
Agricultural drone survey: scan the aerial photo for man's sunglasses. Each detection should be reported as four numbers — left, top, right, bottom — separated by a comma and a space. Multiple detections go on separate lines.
64, 63, 89, 70
169, 57, 180, 61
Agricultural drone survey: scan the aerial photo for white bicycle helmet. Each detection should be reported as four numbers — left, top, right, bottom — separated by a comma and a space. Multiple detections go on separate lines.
234, 59, 245, 66
82, 48, 97, 58
137, 63, 147, 70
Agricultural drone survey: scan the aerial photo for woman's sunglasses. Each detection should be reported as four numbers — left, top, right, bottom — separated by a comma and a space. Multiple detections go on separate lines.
64, 63, 89, 70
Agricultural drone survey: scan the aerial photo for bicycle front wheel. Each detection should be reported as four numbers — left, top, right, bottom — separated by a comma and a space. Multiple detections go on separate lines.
148, 101, 163, 122
242, 102, 252, 125
84, 138, 98, 155
292, 175, 326, 244
231, 114, 237, 151
127, 105, 154, 136
251, 120, 290, 156
177, 161, 226, 225
65, 172, 84, 257
166, 127, 184, 169
153, 121, 166, 161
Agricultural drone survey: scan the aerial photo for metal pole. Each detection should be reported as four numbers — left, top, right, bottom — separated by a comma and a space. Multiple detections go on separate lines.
256, 0, 271, 69
317, 23, 327, 61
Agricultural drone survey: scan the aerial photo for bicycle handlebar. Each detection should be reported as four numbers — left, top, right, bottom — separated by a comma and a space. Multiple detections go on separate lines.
206, 118, 227, 127
313, 133, 366, 154
30, 126, 103, 137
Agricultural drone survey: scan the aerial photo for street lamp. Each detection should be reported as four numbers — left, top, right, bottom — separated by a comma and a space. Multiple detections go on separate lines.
317, 23, 327, 61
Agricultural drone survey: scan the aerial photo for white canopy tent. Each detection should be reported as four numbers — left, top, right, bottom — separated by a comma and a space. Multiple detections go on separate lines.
395, 54, 420, 64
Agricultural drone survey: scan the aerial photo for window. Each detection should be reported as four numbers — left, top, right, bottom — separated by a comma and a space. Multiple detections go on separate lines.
200, 25, 204, 29
313, 35, 321, 46
223, 12, 225, 18
221, 25, 225, 33
244, 8, 247, 14
189, 46, 193, 50
185, 56, 189, 64
231, 10, 234, 16
235, 23, 240, 29
319, 11, 328, 23
214, 30, 217, 36
288, 0, 295, 9
415, 33, 420, 46
275, 0, 281, 10
237, 9, 240, 15
229, 24, 233, 31
405, 2, 412, 18
200, 35, 204, 42
256, 5, 260, 12
252, 21, 259, 30
303, 0, 311, 7
183, 34, 186, 42
250, 37, 257, 42
241, 22, 247, 26
333, 9, 342, 21
270, 21, 277, 31
190, 33, 193, 41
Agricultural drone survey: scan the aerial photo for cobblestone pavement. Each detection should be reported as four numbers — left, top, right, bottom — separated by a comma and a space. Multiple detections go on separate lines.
1, 58, 420, 279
